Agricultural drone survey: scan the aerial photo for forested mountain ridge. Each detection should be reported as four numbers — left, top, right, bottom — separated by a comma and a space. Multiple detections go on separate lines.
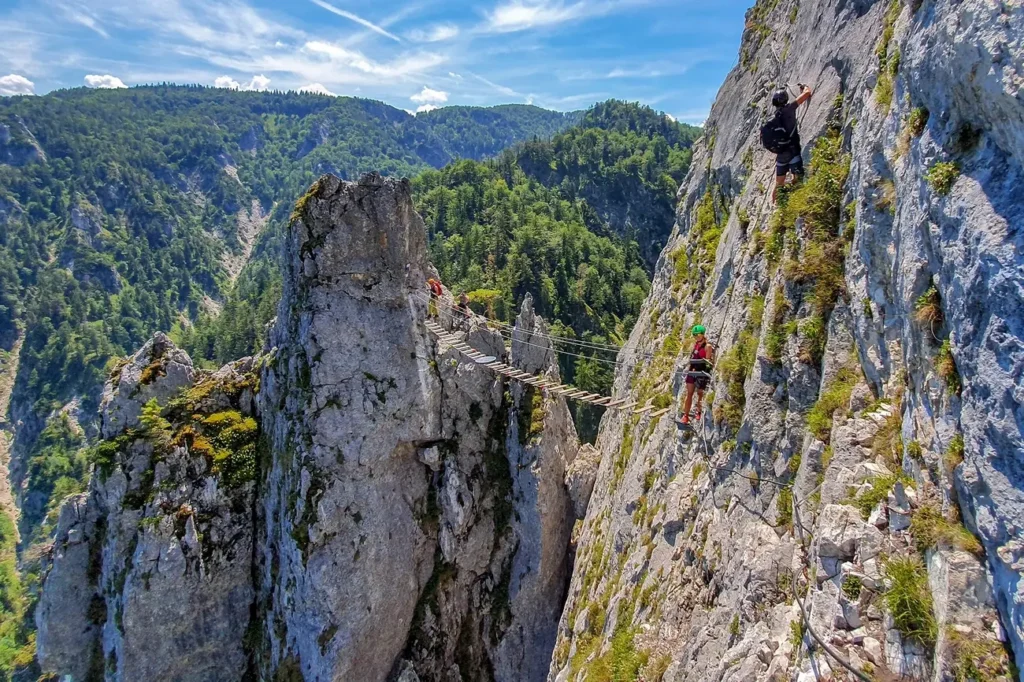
0, 90, 697, 678
413, 100, 700, 438
0, 86, 582, 677
0, 85, 577, 424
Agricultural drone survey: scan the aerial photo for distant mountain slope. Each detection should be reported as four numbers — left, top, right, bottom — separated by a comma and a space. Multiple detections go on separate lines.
0, 85, 575, 422
411, 100, 700, 439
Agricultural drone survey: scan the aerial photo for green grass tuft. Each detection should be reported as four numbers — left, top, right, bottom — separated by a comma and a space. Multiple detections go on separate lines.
944, 434, 965, 474
948, 629, 1015, 682
910, 503, 982, 556
908, 107, 929, 137
849, 472, 911, 520
937, 339, 961, 394
807, 366, 858, 443
926, 162, 960, 196
883, 555, 937, 647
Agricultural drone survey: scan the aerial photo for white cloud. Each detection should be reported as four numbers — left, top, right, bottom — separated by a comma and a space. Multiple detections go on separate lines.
607, 67, 663, 78
84, 74, 127, 88
407, 23, 459, 43
214, 74, 271, 91
415, 103, 439, 113
214, 75, 241, 89
299, 41, 445, 81
664, 113, 676, 122
309, 0, 401, 42
410, 86, 448, 104
247, 74, 271, 91
299, 82, 335, 95
449, 72, 463, 81
484, 0, 589, 33
0, 74, 35, 96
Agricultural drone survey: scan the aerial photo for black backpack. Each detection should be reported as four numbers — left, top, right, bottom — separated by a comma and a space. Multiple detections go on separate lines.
760, 111, 794, 154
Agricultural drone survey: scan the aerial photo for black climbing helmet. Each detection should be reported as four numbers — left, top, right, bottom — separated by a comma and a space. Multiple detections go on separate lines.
772, 89, 789, 107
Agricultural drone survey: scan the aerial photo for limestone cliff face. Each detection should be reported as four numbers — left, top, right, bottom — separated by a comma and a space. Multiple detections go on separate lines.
36, 174, 583, 682
253, 173, 580, 682
36, 334, 259, 682
550, 1, 1022, 681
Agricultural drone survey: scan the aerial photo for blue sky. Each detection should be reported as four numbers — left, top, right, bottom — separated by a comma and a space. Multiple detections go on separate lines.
0, 0, 752, 123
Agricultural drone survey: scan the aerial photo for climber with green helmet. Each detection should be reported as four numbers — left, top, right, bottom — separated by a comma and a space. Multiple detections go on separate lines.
678, 325, 714, 428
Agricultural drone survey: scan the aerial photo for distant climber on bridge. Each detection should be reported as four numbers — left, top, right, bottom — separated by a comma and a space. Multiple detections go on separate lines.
427, 277, 443, 318
761, 83, 813, 202
455, 291, 471, 330
457, 291, 471, 316
677, 325, 715, 429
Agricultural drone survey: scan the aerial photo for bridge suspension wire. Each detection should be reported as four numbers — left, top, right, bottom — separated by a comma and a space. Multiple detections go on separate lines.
410, 290, 631, 355
423, 319, 672, 418
411, 290, 678, 366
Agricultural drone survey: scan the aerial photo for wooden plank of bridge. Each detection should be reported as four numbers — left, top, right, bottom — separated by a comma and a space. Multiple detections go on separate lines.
650, 408, 671, 419
632, 405, 655, 415
424, 322, 628, 407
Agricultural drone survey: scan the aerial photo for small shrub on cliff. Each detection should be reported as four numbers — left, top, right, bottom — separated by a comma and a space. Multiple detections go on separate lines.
948, 629, 1015, 682
807, 365, 859, 442
910, 503, 982, 556
914, 286, 943, 325
872, 408, 904, 468
908, 107, 930, 137
937, 339, 961, 394
883, 555, 937, 647
140, 398, 172, 445
874, 179, 897, 214
874, 0, 902, 111
850, 472, 911, 520
842, 574, 862, 601
944, 434, 965, 473
926, 162, 960, 196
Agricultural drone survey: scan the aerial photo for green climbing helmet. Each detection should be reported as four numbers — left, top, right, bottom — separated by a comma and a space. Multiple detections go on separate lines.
692, 325, 706, 336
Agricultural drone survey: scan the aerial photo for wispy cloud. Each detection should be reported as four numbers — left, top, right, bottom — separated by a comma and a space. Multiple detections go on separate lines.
309, 0, 401, 42
468, 71, 519, 97
673, 107, 709, 125
406, 23, 459, 43
483, 0, 589, 33
480, 0, 652, 33
0, 22, 44, 74
58, 3, 109, 38
0, 74, 35, 96
84, 73, 127, 88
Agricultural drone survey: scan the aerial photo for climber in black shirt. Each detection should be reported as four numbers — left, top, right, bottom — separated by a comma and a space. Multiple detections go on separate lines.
764, 84, 813, 202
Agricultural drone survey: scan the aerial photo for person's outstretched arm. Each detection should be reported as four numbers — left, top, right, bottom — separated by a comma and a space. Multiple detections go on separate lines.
796, 84, 813, 106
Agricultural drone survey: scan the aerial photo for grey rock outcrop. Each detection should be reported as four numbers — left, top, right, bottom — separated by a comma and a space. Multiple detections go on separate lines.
37, 173, 583, 681
550, 0, 1022, 680
252, 173, 579, 682
100, 333, 194, 438
37, 343, 259, 682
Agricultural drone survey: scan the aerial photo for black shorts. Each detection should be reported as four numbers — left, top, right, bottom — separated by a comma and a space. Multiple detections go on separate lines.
776, 150, 804, 177
686, 374, 710, 390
